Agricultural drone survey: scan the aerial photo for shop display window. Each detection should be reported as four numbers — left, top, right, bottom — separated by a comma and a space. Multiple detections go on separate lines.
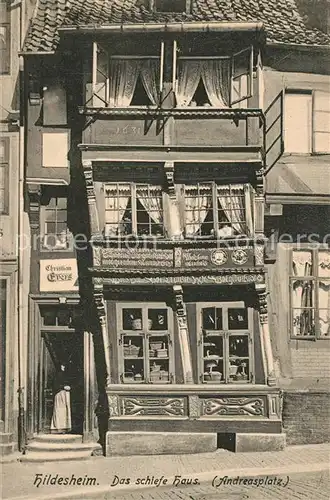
118, 304, 173, 384
199, 303, 253, 384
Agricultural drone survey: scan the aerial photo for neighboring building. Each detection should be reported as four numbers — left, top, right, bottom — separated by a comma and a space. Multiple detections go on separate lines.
20, 0, 329, 457
0, 0, 35, 457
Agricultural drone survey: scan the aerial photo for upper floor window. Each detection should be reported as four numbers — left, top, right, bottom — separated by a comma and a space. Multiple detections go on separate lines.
183, 183, 254, 238
290, 249, 330, 338
104, 183, 164, 238
285, 90, 330, 154
92, 42, 162, 108
175, 47, 253, 108
41, 196, 72, 251
0, 0, 10, 74
0, 138, 9, 215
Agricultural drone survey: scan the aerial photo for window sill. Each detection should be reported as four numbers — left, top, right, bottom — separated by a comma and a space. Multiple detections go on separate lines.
79, 106, 263, 119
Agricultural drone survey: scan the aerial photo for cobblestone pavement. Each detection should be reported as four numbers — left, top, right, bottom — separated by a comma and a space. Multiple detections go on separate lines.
102, 471, 330, 500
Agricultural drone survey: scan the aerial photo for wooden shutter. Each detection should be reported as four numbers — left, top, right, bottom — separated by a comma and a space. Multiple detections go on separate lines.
231, 46, 253, 107
313, 90, 330, 153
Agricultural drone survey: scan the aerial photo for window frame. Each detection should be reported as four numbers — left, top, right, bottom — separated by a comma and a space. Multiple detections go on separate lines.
174, 45, 254, 109
183, 181, 254, 239
284, 88, 330, 155
117, 302, 174, 384
103, 182, 165, 238
91, 41, 164, 108
289, 247, 330, 340
197, 302, 254, 384
40, 196, 72, 252
0, 0, 10, 75
0, 137, 9, 215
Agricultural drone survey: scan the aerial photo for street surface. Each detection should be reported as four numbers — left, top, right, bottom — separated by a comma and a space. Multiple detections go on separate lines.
101, 471, 330, 500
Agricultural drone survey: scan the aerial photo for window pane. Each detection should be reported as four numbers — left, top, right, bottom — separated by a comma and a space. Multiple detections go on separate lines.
217, 185, 246, 236
292, 308, 315, 336
204, 359, 223, 382
318, 279, 330, 337
185, 184, 212, 237
122, 308, 143, 330
228, 308, 248, 330
292, 250, 313, 276
202, 307, 223, 330
204, 336, 223, 358
148, 309, 168, 330
318, 251, 330, 278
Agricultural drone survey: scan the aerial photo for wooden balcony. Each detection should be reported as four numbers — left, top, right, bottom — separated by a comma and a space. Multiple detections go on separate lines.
79, 106, 264, 164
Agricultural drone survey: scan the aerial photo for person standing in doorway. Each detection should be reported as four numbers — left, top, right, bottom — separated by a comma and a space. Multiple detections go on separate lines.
50, 364, 72, 433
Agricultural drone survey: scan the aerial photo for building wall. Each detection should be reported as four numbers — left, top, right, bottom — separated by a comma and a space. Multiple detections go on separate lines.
283, 391, 330, 444
0, 0, 34, 442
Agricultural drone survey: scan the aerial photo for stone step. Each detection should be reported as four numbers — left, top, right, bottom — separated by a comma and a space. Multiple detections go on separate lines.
33, 434, 83, 444
0, 442, 15, 457
26, 441, 97, 453
0, 432, 13, 444
20, 451, 93, 463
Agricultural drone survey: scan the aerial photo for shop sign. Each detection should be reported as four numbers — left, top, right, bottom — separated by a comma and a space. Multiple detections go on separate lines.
100, 248, 173, 268
40, 259, 79, 292
98, 247, 254, 269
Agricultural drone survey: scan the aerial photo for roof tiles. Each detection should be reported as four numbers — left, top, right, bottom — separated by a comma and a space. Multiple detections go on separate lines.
23, 0, 330, 52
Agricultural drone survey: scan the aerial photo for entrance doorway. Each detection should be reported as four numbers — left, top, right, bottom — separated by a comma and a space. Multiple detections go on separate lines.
39, 331, 84, 434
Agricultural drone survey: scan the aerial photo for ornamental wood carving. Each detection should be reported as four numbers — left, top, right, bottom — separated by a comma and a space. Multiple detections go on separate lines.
121, 397, 186, 416
202, 396, 265, 417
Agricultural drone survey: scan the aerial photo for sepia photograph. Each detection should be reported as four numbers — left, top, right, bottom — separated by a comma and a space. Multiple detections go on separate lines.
0, 0, 329, 499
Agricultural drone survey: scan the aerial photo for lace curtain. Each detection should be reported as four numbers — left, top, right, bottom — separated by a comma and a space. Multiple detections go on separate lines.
176, 59, 230, 107
217, 184, 247, 235
140, 60, 160, 106
137, 188, 163, 226
176, 60, 204, 107
292, 251, 313, 336
185, 189, 212, 237
108, 60, 140, 107
201, 59, 230, 107
104, 186, 130, 236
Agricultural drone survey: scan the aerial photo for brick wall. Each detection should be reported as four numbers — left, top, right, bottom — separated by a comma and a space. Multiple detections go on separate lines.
283, 392, 330, 445
290, 344, 330, 379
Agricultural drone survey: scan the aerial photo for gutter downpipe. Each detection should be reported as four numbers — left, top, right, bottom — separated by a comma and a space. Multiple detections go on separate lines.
58, 21, 264, 35
17, 0, 25, 452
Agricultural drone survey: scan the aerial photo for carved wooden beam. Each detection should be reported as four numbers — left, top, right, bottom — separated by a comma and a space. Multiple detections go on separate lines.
163, 161, 182, 239
82, 160, 101, 236
255, 283, 276, 387
93, 279, 111, 385
173, 285, 193, 384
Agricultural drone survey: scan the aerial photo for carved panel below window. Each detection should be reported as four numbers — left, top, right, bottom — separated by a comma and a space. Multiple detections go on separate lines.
201, 396, 265, 417
120, 397, 186, 416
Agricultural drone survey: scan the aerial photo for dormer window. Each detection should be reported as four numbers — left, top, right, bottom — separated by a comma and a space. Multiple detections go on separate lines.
154, 0, 187, 13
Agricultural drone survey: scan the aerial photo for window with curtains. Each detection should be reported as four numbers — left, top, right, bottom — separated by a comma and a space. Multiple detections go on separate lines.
183, 183, 254, 239
104, 183, 164, 238
175, 47, 253, 108
92, 43, 162, 107
290, 249, 330, 338
41, 197, 72, 251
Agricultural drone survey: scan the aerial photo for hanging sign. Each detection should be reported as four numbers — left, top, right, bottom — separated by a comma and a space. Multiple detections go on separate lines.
40, 259, 79, 292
